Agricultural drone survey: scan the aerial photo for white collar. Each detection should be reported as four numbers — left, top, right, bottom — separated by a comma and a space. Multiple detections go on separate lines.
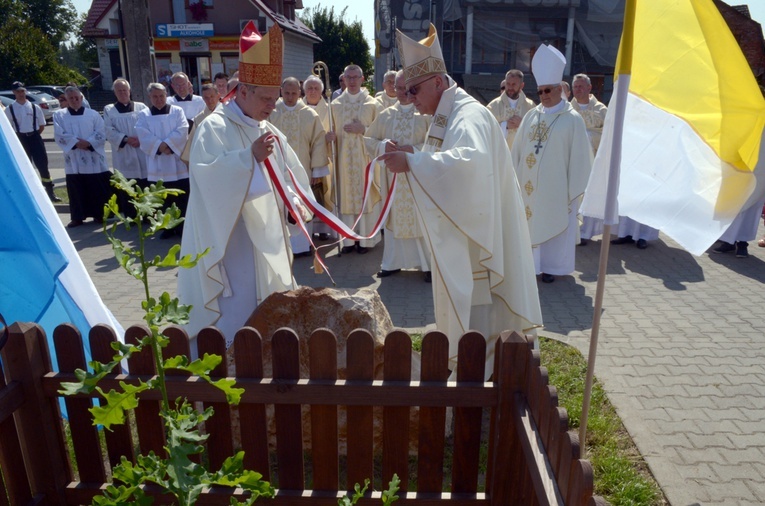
541, 100, 567, 114
282, 102, 299, 111
228, 98, 263, 129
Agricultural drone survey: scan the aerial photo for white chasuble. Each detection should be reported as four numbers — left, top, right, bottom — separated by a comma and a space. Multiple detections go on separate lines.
510, 103, 593, 246
54, 108, 110, 175
486, 91, 535, 150
375, 92, 398, 112
178, 102, 311, 345
135, 105, 189, 182
269, 101, 328, 178
405, 82, 542, 377
331, 89, 380, 247
103, 102, 149, 179
571, 95, 608, 154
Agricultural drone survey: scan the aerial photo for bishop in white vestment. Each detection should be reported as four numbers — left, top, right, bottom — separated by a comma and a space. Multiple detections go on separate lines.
364, 70, 431, 279
178, 23, 311, 347
380, 25, 542, 378
510, 45, 592, 282
54, 86, 112, 227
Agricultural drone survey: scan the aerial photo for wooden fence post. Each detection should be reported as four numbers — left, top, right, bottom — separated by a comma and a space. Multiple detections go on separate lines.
0, 351, 32, 505
2, 323, 69, 504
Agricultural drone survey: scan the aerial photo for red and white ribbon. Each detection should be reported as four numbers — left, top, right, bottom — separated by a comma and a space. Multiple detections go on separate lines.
262, 136, 397, 282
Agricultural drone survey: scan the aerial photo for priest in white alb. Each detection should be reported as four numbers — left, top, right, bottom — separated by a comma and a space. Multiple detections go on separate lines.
374, 70, 398, 112
302, 75, 336, 239
485, 69, 535, 150
103, 78, 148, 217
329, 64, 380, 254
379, 25, 542, 378
54, 86, 113, 228
269, 76, 329, 255
167, 72, 206, 128
364, 70, 431, 281
510, 45, 593, 283
178, 23, 311, 347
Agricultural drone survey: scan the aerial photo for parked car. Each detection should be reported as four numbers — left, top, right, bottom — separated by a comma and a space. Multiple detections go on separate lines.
0, 95, 13, 108
0, 90, 61, 123
26, 85, 66, 98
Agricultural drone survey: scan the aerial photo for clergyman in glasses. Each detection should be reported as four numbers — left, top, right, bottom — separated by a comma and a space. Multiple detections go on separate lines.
509, 44, 593, 284
378, 25, 542, 380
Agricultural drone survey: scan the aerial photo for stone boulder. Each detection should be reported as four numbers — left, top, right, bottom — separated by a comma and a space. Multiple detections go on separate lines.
226, 286, 421, 454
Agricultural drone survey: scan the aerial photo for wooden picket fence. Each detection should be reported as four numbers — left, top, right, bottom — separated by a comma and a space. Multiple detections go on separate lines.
0, 321, 607, 505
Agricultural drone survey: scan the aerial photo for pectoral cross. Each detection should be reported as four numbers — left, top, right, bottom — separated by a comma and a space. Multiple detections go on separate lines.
534, 138, 544, 155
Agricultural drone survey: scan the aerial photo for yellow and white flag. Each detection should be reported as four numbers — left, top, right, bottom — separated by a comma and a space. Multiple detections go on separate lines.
580, 0, 765, 255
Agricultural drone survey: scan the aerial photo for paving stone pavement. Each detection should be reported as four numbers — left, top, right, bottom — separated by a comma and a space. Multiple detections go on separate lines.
49, 153, 765, 504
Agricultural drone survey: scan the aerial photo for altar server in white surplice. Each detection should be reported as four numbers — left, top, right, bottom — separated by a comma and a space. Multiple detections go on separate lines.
54, 86, 112, 228
135, 83, 189, 238
510, 44, 592, 283
379, 25, 542, 379
364, 70, 431, 281
485, 69, 535, 151
167, 72, 206, 127
269, 76, 329, 255
329, 64, 380, 254
178, 23, 311, 347
103, 78, 148, 217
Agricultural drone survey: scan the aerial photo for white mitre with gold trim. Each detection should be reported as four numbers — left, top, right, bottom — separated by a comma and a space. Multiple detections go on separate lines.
531, 44, 566, 86
396, 23, 447, 85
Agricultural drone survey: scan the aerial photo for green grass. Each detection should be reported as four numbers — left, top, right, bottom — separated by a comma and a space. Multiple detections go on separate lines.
539, 337, 666, 505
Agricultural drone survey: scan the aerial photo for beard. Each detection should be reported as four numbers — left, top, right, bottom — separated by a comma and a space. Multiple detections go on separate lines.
507, 90, 520, 100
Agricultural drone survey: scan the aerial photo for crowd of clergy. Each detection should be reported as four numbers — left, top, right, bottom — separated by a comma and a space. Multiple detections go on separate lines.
30, 20, 762, 371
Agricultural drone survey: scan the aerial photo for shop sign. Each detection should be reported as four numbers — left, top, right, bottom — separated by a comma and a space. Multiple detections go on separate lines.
156, 23, 214, 37
181, 39, 210, 52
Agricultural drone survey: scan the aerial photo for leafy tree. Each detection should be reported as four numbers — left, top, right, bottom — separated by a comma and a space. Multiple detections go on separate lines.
299, 5, 373, 90
17, 0, 78, 48
0, 16, 82, 87
59, 12, 98, 78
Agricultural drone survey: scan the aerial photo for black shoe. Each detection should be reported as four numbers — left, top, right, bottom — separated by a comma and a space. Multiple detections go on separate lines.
610, 235, 634, 245
579, 239, 588, 246
712, 241, 735, 253
340, 245, 355, 254
49, 193, 62, 203
160, 229, 175, 240
636, 239, 648, 249
316, 233, 329, 241
94, 217, 104, 224
67, 220, 83, 228
736, 241, 749, 258
356, 245, 368, 254
377, 269, 400, 278
541, 273, 555, 283
423, 271, 432, 283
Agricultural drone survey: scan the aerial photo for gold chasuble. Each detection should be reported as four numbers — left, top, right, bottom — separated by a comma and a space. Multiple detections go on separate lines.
269, 100, 328, 179
571, 95, 608, 154
405, 82, 542, 376
364, 102, 430, 239
485, 91, 536, 150
331, 89, 379, 216
375, 92, 398, 112
510, 103, 593, 246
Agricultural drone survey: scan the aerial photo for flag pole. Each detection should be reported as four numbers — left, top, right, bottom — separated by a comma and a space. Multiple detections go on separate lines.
579, 0, 636, 450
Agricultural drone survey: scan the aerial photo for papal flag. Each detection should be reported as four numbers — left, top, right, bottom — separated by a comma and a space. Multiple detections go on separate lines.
580, 0, 765, 256
0, 112, 123, 365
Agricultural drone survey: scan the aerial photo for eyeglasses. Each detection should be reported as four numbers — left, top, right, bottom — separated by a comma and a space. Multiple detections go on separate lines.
537, 86, 558, 95
406, 75, 438, 96
344, 75, 362, 81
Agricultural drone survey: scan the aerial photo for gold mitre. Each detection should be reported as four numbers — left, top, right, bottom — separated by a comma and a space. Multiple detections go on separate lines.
238, 21, 283, 87
396, 23, 446, 85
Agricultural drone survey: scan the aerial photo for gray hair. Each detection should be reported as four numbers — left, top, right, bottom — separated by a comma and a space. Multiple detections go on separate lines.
343, 64, 362, 76
505, 69, 524, 80
171, 72, 189, 82
113, 78, 130, 89
573, 73, 591, 85
383, 70, 396, 81
303, 75, 324, 92
201, 83, 216, 92
64, 86, 82, 96
147, 82, 167, 94
281, 76, 300, 88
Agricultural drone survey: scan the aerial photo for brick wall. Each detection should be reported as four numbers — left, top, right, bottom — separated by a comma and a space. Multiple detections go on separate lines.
714, 0, 765, 83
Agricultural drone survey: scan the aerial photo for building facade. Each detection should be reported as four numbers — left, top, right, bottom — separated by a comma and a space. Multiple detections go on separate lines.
83, 0, 320, 92
374, 0, 764, 104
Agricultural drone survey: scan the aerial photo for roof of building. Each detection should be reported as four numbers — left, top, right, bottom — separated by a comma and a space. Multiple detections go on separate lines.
82, 0, 116, 38
250, 0, 321, 43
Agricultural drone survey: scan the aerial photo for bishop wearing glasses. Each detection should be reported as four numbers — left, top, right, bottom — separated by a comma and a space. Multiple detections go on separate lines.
510, 44, 592, 284
379, 25, 542, 379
